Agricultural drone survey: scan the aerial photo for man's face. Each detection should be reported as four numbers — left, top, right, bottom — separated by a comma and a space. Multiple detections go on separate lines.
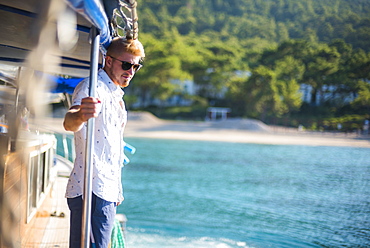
105, 52, 141, 88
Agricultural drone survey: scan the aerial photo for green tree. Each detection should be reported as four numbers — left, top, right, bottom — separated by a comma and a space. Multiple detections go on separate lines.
351, 80, 370, 111
131, 32, 192, 107
300, 43, 340, 105
274, 56, 303, 112
243, 66, 286, 121
191, 32, 246, 100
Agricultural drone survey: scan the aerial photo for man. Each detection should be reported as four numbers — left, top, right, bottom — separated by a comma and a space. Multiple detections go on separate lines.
63, 37, 145, 248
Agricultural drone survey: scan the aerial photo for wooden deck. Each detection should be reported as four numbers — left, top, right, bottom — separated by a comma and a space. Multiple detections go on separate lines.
41, 177, 69, 248
24, 157, 71, 248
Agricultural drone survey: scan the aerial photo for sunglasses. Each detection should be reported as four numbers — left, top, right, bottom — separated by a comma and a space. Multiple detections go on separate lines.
109, 56, 142, 72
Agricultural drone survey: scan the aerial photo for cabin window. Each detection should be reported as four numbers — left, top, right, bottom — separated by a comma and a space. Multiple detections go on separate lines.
26, 144, 55, 223
29, 155, 39, 210
42, 149, 52, 192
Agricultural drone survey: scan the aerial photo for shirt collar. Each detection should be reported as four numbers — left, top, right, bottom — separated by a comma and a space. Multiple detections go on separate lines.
98, 69, 125, 96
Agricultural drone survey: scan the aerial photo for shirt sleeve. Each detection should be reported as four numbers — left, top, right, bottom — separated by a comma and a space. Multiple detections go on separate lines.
71, 78, 90, 106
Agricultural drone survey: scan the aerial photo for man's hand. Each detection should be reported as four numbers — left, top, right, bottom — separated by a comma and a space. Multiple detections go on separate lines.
79, 97, 101, 122
63, 97, 101, 132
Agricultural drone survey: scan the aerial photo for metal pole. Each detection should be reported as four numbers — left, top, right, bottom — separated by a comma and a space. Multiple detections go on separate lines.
81, 26, 100, 248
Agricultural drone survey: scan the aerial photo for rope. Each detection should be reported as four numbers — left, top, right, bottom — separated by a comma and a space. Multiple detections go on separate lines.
110, 0, 139, 40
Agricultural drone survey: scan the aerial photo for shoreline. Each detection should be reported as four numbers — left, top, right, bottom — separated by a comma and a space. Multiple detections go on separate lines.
125, 125, 370, 148
38, 115, 370, 148
124, 112, 370, 148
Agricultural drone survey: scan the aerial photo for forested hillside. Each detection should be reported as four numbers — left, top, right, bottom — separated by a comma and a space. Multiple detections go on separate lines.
139, 0, 370, 52
128, 0, 370, 131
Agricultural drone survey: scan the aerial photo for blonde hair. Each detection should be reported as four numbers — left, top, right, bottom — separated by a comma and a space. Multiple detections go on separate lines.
106, 37, 145, 59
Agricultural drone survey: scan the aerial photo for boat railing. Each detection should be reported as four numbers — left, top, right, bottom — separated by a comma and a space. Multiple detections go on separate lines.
54, 132, 75, 163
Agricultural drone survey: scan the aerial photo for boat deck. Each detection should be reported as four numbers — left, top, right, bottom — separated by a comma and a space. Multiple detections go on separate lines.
24, 157, 71, 248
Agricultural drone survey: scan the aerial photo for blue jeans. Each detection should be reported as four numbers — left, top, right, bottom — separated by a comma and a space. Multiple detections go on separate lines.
67, 194, 116, 248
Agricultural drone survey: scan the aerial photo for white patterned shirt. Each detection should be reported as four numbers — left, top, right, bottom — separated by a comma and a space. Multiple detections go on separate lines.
65, 69, 126, 202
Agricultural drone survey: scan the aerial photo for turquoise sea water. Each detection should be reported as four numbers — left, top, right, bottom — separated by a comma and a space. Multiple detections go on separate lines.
118, 137, 370, 248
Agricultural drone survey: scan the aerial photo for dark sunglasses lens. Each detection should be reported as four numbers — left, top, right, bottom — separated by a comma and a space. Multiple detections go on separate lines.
120, 61, 142, 72
121, 61, 133, 71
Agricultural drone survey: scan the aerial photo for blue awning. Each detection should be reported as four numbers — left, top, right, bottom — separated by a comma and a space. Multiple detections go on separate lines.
66, 0, 112, 50
52, 77, 84, 94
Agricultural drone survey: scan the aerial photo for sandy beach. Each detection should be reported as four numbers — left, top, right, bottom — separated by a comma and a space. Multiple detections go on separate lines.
124, 112, 370, 148
39, 112, 370, 148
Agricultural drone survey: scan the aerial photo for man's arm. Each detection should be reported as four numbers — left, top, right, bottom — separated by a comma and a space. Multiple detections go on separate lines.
63, 97, 101, 132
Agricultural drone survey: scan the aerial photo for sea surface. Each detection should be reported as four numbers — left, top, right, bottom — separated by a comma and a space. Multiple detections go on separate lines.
117, 137, 370, 248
